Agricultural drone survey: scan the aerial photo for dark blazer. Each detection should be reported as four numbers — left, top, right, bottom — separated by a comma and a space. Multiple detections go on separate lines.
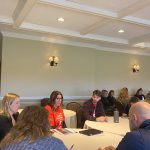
83, 99, 105, 121
117, 119, 150, 150
0, 112, 19, 141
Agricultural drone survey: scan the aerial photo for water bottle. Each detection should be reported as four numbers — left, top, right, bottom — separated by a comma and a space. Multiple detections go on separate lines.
114, 108, 119, 123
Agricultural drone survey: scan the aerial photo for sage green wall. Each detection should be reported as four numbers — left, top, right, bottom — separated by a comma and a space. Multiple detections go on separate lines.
1, 37, 150, 97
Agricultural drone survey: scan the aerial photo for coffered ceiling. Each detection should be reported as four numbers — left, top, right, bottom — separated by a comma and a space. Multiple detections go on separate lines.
0, 0, 150, 55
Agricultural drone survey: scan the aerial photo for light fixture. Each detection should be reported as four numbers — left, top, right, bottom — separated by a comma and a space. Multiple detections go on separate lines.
118, 29, 124, 33
58, 17, 64, 22
49, 56, 59, 67
132, 64, 140, 73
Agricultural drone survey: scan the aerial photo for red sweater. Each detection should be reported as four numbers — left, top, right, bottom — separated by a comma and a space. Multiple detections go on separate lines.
44, 105, 65, 129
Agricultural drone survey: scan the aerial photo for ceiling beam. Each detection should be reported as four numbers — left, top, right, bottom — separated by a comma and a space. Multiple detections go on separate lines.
129, 33, 150, 45
80, 19, 111, 35
20, 22, 128, 45
12, 0, 37, 27
118, 0, 150, 18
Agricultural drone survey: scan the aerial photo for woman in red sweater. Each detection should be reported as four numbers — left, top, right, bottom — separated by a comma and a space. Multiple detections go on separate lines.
44, 91, 66, 129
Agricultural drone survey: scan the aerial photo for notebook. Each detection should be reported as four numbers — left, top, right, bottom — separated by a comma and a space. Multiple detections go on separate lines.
79, 129, 103, 136
51, 128, 75, 135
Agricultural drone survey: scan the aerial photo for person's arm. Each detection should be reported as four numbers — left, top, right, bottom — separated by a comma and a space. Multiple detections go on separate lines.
95, 101, 108, 122
83, 102, 96, 121
97, 101, 106, 116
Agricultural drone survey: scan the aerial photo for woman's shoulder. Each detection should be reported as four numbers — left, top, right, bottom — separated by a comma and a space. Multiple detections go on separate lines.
44, 105, 52, 111
0, 114, 10, 125
37, 136, 67, 149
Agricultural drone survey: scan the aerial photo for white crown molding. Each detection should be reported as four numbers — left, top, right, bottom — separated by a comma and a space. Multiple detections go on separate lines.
2, 31, 150, 56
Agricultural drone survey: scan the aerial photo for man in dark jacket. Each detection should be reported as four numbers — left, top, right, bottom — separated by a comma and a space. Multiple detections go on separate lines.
98, 101, 150, 150
83, 90, 107, 122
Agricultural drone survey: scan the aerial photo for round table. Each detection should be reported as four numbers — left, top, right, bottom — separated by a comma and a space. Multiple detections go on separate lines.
63, 109, 77, 128
53, 128, 124, 150
84, 117, 130, 136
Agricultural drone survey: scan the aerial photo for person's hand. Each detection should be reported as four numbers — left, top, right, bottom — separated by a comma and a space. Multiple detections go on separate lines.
104, 116, 108, 122
122, 113, 127, 117
97, 146, 115, 150
103, 146, 115, 150
96, 116, 108, 122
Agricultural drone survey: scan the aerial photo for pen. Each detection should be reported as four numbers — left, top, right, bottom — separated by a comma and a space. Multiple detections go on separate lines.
69, 144, 74, 150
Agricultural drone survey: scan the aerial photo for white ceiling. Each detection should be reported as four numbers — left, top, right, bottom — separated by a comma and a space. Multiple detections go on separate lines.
0, 0, 150, 55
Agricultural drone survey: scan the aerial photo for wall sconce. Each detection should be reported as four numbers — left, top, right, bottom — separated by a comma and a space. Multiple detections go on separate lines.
49, 56, 59, 66
132, 64, 140, 73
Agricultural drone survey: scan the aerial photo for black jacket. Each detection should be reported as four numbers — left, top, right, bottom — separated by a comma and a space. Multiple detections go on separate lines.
83, 99, 105, 121
0, 112, 19, 141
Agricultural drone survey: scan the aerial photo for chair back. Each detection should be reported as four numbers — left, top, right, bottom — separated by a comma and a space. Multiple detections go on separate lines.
66, 102, 83, 128
66, 102, 81, 113
41, 98, 49, 107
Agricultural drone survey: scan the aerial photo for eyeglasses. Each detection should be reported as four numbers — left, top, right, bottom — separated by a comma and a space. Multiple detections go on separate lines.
56, 98, 62, 100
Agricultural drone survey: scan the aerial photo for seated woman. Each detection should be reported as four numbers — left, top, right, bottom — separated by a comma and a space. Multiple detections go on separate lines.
135, 88, 145, 100
0, 93, 20, 141
107, 90, 116, 107
44, 91, 66, 129
0, 106, 67, 150
116, 87, 129, 116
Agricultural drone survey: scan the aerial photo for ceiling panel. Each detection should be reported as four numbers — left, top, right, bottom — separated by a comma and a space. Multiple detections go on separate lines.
92, 20, 150, 40
68, 0, 139, 12
0, 0, 19, 17
25, 3, 101, 31
131, 5, 150, 20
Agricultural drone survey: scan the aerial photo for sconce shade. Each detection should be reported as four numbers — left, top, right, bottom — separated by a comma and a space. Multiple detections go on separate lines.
49, 56, 59, 66
133, 64, 140, 73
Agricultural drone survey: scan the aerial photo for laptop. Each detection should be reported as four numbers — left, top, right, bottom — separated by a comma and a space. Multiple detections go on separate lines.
79, 129, 103, 136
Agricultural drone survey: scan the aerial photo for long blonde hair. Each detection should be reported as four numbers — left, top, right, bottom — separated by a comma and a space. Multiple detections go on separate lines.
0, 106, 51, 148
1, 93, 20, 116
117, 87, 129, 103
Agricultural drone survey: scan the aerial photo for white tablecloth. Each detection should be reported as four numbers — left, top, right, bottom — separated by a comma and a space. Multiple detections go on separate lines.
84, 117, 130, 136
53, 128, 124, 150
18, 109, 77, 128
63, 109, 77, 128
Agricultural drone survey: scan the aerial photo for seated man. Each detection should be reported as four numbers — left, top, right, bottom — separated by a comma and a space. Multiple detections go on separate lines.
83, 90, 107, 123
98, 101, 150, 150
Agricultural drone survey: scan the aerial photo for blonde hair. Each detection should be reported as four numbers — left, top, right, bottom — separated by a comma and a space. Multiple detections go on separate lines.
145, 91, 150, 104
0, 106, 51, 148
117, 87, 129, 103
1, 93, 20, 115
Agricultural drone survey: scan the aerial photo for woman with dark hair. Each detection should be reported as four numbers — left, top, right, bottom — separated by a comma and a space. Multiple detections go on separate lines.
0, 93, 20, 141
44, 91, 66, 129
135, 88, 145, 100
0, 106, 67, 150
107, 90, 116, 107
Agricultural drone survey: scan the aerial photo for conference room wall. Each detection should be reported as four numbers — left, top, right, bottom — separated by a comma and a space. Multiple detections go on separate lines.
1, 37, 150, 102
